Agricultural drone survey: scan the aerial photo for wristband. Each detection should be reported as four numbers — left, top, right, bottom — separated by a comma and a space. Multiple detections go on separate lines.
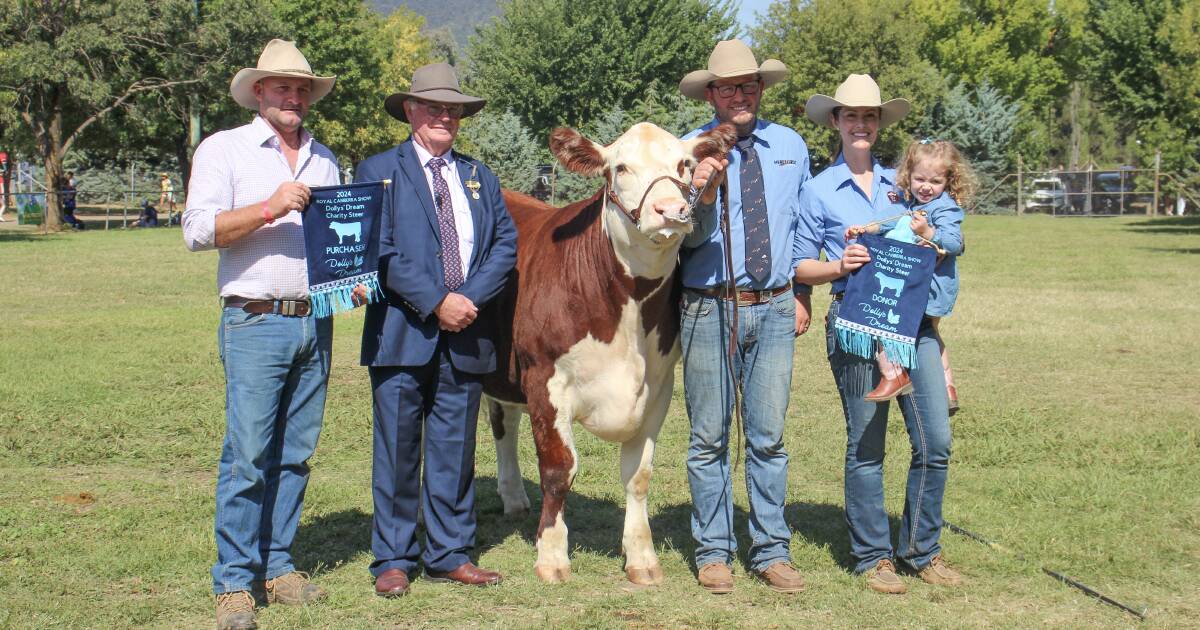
261, 202, 274, 225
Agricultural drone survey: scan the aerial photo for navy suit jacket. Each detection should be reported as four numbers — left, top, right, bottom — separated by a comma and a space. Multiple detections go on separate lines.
356, 138, 517, 374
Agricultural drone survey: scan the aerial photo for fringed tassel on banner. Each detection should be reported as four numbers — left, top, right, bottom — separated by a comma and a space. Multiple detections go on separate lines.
309, 272, 383, 318
835, 318, 920, 370
835, 324, 876, 362
880, 337, 918, 370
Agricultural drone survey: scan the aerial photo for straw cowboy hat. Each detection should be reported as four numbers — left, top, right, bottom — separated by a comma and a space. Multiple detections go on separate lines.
804, 74, 910, 129
679, 39, 789, 101
384, 63, 486, 123
229, 39, 336, 110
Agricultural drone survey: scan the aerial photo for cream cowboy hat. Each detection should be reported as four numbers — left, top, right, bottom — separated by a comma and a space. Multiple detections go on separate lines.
804, 74, 910, 129
679, 39, 788, 101
384, 63, 486, 123
229, 39, 336, 110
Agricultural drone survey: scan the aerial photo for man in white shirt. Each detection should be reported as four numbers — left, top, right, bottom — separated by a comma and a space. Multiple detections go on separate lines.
183, 39, 338, 630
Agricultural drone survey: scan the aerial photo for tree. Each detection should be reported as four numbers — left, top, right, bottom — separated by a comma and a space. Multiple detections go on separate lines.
465, 0, 737, 138
908, 0, 1067, 165
0, 0, 206, 230
1085, 0, 1200, 181
456, 109, 543, 193
918, 80, 1019, 211
753, 0, 946, 168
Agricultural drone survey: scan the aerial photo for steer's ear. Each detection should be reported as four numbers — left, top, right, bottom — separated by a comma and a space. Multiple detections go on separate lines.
687, 122, 738, 162
550, 127, 606, 177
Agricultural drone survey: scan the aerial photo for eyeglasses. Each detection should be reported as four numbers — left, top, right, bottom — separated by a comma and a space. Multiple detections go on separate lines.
412, 100, 465, 119
710, 81, 761, 98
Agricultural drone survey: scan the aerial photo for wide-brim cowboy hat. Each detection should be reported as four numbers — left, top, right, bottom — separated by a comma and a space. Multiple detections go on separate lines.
804, 74, 910, 129
384, 63, 486, 123
230, 39, 336, 110
679, 39, 789, 101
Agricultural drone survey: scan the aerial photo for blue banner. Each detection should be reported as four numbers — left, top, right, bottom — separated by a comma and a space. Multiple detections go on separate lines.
302, 181, 386, 318
834, 233, 936, 368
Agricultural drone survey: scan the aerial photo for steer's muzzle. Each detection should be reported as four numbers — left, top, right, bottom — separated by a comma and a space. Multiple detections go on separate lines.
653, 198, 690, 224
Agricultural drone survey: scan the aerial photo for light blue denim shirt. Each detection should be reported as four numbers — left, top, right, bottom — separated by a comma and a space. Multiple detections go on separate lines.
795, 154, 908, 294
887, 192, 964, 317
681, 118, 812, 294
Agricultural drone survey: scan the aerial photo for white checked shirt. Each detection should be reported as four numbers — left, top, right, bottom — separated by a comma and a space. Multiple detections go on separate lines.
183, 115, 340, 299
412, 140, 475, 280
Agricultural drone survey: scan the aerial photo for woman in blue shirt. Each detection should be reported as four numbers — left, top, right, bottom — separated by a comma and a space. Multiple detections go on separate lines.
793, 74, 963, 594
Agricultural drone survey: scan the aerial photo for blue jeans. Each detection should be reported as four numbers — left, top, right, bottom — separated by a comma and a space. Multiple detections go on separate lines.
681, 288, 795, 572
211, 308, 332, 595
825, 298, 952, 574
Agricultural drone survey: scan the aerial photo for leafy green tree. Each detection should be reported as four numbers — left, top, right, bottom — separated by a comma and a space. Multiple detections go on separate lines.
456, 109, 543, 193
753, 0, 946, 168
908, 0, 1067, 164
919, 80, 1019, 211
0, 0, 208, 230
1085, 0, 1200, 183
465, 0, 737, 138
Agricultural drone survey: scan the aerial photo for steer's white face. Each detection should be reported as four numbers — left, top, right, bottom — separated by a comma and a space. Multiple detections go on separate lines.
604, 123, 701, 243
550, 122, 736, 275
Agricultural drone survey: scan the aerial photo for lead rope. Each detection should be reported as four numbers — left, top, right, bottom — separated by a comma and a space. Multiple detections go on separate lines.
716, 179, 745, 474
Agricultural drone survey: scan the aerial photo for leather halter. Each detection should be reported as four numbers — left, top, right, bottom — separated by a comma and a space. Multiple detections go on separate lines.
604, 174, 692, 228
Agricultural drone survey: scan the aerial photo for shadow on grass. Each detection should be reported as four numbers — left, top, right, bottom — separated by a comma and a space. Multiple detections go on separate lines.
291, 475, 877, 577
1125, 215, 1200, 227
293, 507, 371, 574
1125, 215, 1200, 235
0, 231, 50, 243
1136, 247, 1200, 255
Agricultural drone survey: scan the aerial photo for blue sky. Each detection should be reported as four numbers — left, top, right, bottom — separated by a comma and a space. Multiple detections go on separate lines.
735, 0, 773, 32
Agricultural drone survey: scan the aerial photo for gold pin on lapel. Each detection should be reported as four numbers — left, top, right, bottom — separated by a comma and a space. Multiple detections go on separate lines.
466, 165, 481, 199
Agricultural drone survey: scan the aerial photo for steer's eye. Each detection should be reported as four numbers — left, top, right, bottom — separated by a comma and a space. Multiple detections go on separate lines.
615, 164, 628, 175
679, 160, 693, 177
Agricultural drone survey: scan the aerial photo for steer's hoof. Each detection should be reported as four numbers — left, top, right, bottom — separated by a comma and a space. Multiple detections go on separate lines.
534, 564, 572, 583
625, 565, 664, 586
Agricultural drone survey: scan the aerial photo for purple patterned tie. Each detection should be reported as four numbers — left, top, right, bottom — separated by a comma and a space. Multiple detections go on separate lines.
427, 157, 465, 290
738, 136, 771, 283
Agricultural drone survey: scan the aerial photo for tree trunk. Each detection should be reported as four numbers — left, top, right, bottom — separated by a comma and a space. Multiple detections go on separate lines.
40, 103, 65, 232
1068, 82, 1081, 171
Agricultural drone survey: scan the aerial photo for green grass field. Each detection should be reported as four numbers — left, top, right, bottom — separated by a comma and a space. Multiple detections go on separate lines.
1, 215, 1197, 629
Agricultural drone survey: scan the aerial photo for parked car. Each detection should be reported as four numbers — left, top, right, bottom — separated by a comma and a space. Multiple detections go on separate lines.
1025, 177, 1068, 213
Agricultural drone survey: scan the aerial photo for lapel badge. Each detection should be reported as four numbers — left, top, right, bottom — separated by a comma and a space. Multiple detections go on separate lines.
466, 164, 481, 199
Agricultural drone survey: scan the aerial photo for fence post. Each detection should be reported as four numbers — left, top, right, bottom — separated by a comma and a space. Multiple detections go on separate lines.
1016, 154, 1024, 215
1152, 150, 1161, 216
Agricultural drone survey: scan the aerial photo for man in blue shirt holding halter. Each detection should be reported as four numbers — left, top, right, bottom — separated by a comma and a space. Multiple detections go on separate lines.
679, 39, 812, 595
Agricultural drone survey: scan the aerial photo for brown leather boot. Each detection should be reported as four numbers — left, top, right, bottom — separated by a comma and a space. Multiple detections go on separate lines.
864, 370, 913, 402
256, 571, 326, 605
697, 562, 734, 594
215, 591, 257, 630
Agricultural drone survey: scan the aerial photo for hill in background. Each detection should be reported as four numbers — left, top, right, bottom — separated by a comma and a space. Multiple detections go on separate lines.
370, 0, 499, 48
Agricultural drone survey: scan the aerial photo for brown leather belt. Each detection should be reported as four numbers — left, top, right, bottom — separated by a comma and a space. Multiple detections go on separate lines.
691, 284, 791, 306
222, 296, 311, 317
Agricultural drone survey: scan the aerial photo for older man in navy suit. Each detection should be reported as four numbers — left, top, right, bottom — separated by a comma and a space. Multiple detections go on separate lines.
355, 63, 517, 597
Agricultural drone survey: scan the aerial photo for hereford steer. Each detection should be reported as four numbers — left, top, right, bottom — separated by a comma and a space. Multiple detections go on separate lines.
483, 122, 736, 585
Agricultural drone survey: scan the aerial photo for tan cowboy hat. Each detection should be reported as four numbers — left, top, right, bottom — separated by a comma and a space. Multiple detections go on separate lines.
229, 39, 336, 110
384, 63, 486, 123
804, 74, 910, 129
679, 39, 788, 101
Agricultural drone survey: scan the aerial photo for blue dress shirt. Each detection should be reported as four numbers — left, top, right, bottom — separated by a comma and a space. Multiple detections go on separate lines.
794, 154, 909, 294
681, 118, 812, 293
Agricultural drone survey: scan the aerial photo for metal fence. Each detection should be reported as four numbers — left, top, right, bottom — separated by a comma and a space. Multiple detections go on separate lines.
977, 154, 1198, 216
